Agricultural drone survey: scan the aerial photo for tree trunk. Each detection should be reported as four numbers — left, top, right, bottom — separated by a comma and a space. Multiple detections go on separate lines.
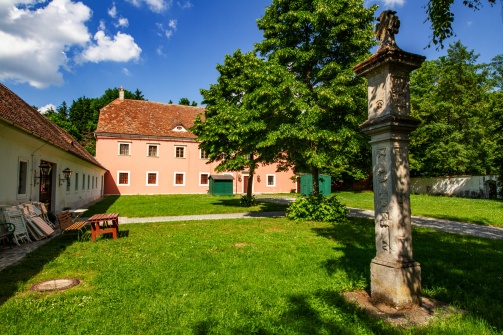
247, 156, 255, 198
312, 166, 319, 196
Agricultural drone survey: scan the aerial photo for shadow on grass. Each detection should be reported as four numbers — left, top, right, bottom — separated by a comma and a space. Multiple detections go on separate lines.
313, 217, 503, 332
82, 195, 120, 217
0, 234, 75, 305
211, 198, 288, 212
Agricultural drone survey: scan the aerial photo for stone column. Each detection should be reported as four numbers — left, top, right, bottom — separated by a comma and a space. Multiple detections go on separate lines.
353, 11, 425, 309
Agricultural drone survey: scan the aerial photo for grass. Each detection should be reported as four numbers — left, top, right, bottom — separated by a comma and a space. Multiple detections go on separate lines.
82, 194, 288, 218
1, 217, 503, 334
336, 191, 503, 228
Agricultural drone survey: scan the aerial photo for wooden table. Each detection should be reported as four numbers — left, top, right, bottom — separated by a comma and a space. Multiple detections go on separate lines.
87, 213, 119, 242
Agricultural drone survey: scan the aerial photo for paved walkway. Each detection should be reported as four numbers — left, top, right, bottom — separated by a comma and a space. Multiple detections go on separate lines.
2, 209, 503, 272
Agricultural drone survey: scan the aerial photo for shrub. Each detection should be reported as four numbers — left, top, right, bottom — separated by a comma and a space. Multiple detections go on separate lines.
240, 195, 256, 207
286, 194, 349, 222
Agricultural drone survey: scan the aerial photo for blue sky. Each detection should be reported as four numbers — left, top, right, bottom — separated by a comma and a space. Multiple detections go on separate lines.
1, 0, 502, 112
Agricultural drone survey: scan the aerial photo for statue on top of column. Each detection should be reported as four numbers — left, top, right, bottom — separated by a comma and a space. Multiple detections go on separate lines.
375, 10, 401, 51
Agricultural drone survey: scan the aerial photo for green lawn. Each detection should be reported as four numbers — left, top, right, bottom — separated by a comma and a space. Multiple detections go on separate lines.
82, 194, 288, 218
336, 191, 503, 228
1, 218, 502, 334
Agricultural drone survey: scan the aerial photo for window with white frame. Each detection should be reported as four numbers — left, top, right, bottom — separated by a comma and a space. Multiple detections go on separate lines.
118, 171, 130, 186
119, 142, 130, 156
200, 149, 208, 159
266, 174, 276, 187
174, 172, 185, 186
146, 172, 158, 186
82, 174, 86, 190
175, 146, 186, 158
199, 173, 210, 186
17, 159, 28, 197
147, 144, 159, 157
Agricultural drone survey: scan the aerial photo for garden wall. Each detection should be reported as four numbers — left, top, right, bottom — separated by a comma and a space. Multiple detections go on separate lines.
410, 175, 500, 199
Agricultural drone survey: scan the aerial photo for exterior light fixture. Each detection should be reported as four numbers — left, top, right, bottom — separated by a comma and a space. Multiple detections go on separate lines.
34, 162, 52, 185
59, 167, 73, 186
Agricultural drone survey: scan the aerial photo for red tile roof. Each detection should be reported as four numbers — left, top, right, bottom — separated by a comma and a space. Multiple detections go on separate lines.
96, 99, 205, 139
0, 83, 104, 169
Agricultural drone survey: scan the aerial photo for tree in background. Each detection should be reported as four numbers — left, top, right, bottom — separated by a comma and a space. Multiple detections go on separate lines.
44, 87, 144, 155
425, 0, 499, 48
254, 0, 376, 194
178, 97, 198, 106
409, 41, 498, 176
488, 54, 503, 194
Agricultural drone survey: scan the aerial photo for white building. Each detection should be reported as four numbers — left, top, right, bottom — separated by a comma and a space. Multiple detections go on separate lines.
0, 83, 107, 213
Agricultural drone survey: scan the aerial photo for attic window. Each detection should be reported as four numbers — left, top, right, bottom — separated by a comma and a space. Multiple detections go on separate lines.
173, 125, 187, 132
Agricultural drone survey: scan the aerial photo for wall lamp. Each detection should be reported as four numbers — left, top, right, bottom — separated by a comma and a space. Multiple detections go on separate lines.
34, 162, 52, 185
257, 175, 261, 182
59, 167, 73, 187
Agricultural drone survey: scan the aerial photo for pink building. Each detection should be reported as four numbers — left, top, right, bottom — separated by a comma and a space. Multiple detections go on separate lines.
95, 89, 296, 195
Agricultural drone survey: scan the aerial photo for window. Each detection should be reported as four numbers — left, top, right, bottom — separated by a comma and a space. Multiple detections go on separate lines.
266, 174, 276, 187
199, 173, 210, 186
175, 146, 185, 158
200, 150, 208, 159
75, 173, 79, 191
82, 174, 85, 190
66, 174, 71, 192
119, 142, 130, 156
174, 172, 185, 186
17, 159, 28, 196
118, 171, 130, 186
87, 175, 90, 190
146, 172, 158, 186
147, 144, 159, 157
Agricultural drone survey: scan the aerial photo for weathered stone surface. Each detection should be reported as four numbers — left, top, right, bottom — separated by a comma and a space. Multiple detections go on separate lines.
354, 10, 425, 310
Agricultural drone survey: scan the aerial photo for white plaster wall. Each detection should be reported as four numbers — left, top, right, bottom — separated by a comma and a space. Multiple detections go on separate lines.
410, 175, 500, 198
0, 121, 106, 212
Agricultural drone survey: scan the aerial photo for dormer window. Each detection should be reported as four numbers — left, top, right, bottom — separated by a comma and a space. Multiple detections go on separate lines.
172, 125, 187, 132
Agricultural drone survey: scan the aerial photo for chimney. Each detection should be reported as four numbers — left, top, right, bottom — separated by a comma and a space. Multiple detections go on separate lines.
119, 86, 124, 100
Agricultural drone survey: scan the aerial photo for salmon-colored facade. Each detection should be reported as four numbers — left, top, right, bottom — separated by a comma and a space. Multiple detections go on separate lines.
95, 90, 296, 195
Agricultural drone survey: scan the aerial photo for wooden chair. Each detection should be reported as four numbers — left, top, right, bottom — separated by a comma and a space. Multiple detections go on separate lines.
56, 211, 88, 241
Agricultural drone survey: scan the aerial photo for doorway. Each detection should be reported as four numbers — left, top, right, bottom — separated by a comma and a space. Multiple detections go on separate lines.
39, 161, 54, 212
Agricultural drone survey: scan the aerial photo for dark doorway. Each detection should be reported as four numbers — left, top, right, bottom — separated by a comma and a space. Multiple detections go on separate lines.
39, 161, 54, 212
243, 176, 249, 194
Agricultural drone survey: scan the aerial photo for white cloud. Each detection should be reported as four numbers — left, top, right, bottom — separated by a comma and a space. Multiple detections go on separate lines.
0, 0, 91, 88
157, 19, 177, 39
38, 103, 56, 114
0, 0, 143, 88
177, 1, 192, 9
116, 17, 129, 28
126, 0, 172, 13
156, 45, 166, 56
122, 68, 131, 76
379, 0, 405, 7
108, 3, 117, 18
78, 30, 141, 63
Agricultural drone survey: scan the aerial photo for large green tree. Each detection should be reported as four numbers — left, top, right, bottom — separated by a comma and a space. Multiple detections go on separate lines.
193, 50, 303, 197
254, 0, 376, 193
409, 41, 497, 176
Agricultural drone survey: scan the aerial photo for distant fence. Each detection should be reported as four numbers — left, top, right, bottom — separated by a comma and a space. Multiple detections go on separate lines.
410, 175, 500, 199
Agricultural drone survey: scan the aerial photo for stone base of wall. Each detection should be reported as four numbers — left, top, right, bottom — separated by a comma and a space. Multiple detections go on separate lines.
410, 175, 500, 199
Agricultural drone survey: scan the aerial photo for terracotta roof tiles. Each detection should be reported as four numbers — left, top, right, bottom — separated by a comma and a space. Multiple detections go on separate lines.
96, 99, 205, 139
0, 83, 104, 169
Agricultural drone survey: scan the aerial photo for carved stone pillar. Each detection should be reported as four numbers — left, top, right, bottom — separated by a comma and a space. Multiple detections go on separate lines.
354, 46, 425, 308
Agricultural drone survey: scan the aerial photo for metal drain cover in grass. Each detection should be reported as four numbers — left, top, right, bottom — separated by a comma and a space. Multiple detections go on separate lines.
31, 278, 80, 292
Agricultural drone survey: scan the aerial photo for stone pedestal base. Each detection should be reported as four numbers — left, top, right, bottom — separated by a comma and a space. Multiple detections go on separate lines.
370, 258, 421, 309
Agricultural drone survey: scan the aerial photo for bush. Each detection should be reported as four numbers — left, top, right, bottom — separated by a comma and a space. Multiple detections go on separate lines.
240, 195, 256, 207
286, 194, 349, 222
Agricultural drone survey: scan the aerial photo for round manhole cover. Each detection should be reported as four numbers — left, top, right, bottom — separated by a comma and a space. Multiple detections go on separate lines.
30, 278, 80, 292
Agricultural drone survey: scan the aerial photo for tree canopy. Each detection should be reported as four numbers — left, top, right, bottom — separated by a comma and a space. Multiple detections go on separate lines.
194, 0, 377, 195
409, 41, 500, 176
